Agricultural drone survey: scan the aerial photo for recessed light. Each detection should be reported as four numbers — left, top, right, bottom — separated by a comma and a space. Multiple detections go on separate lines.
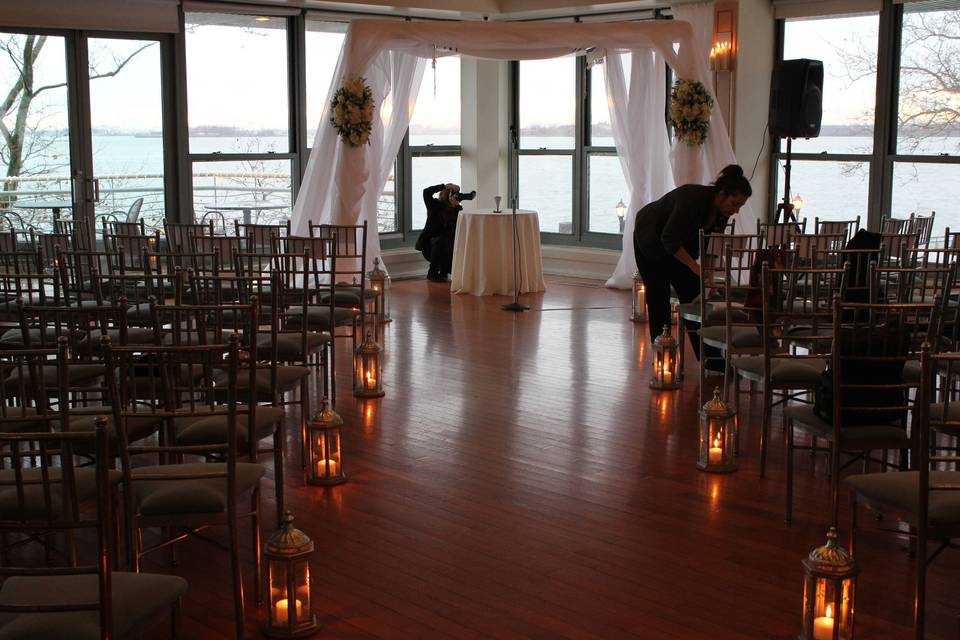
255, 16, 270, 22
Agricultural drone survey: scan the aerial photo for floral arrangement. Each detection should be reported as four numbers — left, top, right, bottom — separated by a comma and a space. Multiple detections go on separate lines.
669, 79, 714, 147
330, 76, 375, 147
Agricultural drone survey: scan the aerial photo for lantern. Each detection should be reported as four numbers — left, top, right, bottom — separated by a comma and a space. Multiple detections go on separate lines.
353, 332, 384, 397
263, 511, 318, 638
630, 272, 647, 322
615, 199, 627, 234
147, 235, 158, 270
800, 527, 859, 640
697, 387, 737, 472
650, 325, 681, 389
367, 257, 391, 325
306, 398, 346, 486
791, 193, 805, 217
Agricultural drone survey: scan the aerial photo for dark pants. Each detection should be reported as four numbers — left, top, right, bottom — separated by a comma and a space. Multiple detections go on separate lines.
426, 235, 454, 277
634, 252, 719, 364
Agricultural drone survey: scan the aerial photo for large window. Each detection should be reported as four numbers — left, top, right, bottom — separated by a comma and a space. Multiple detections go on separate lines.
892, 3, 960, 235
587, 62, 630, 235
776, 14, 879, 225
185, 12, 293, 225
409, 55, 461, 232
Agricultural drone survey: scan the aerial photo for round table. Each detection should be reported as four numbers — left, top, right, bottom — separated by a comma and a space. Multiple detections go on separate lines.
204, 202, 288, 225
450, 209, 546, 296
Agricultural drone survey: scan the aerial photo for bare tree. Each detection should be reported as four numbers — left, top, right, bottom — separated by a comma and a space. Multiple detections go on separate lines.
0, 35, 154, 210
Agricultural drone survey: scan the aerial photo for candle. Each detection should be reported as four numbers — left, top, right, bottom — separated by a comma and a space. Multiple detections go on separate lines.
365, 372, 376, 389
813, 604, 835, 640
709, 437, 723, 465
315, 459, 338, 477
275, 597, 303, 625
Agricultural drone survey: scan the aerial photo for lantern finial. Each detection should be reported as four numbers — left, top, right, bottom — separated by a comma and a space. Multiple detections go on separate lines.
806, 527, 856, 573
265, 511, 314, 556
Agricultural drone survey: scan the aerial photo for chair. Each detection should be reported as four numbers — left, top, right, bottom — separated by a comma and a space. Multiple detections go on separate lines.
54, 218, 92, 252
909, 211, 936, 249
784, 298, 936, 524
758, 219, 805, 249
731, 264, 845, 477
99, 196, 144, 224
235, 220, 290, 254
794, 234, 846, 266
815, 216, 860, 244
845, 347, 960, 640
164, 221, 215, 254
104, 337, 262, 640
0, 418, 188, 639
881, 216, 913, 235
308, 221, 370, 352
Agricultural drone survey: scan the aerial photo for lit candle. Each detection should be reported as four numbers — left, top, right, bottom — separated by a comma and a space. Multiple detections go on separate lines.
813, 604, 835, 640
709, 436, 723, 465
315, 459, 338, 477
275, 597, 303, 625
365, 372, 376, 389
662, 354, 673, 383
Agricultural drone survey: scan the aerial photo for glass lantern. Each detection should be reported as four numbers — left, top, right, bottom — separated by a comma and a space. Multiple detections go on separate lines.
630, 272, 647, 322
697, 387, 737, 473
264, 511, 318, 638
353, 332, 385, 398
650, 325, 681, 389
306, 398, 346, 486
367, 257, 391, 324
800, 527, 859, 640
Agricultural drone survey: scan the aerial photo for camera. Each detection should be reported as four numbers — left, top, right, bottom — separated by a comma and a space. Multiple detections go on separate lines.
453, 190, 476, 202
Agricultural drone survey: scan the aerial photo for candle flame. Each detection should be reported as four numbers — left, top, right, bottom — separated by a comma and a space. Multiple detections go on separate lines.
713, 436, 720, 448
825, 604, 833, 619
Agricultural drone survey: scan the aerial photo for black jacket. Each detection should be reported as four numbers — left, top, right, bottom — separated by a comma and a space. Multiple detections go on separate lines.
415, 184, 462, 257
633, 184, 727, 261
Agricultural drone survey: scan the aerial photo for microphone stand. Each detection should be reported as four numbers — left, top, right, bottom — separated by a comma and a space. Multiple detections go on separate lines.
502, 200, 529, 312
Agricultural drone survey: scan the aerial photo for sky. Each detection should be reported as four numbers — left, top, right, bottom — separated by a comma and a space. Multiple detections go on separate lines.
1, 13, 884, 136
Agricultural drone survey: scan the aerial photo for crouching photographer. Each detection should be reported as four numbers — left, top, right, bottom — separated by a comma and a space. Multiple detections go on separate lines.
415, 182, 476, 282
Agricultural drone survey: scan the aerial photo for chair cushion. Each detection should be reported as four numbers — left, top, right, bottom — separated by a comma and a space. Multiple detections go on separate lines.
783, 404, 909, 444
216, 366, 310, 394
76, 327, 157, 354
256, 332, 329, 361
4, 364, 105, 391
63, 409, 163, 454
318, 286, 378, 307
174, 405, 284, 446
132, 462, 265, 516
0, 467, 122, 520
732, 356, 826, 385
0, 327, 74, 348
845, 471, 960, 532
0, 571, 188, 640
283, 306, 359, 331
126, 302, 154, 324
699, 325, 763, 350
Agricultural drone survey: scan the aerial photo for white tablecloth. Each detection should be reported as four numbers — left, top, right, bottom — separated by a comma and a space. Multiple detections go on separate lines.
450, 209, 546, 296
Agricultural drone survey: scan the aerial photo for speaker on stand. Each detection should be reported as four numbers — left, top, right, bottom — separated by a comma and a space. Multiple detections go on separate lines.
769, 58, 823, 224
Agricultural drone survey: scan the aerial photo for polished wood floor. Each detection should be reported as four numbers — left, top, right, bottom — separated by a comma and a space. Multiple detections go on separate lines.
157, 275, 959, 639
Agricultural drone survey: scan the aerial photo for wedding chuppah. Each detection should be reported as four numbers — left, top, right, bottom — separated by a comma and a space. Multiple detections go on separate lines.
289, 15, 755, 286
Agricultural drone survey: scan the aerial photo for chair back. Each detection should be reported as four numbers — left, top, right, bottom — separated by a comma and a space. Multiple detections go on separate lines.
815, 217, 860, 244
164, 221, 214, 254
758, 219, 805, 249
881, 216, 912, 235
795, 233, 846, 264
909, 212, 935, 249
235, 221, 290, 254
53, 218, 92, 252
195, 235, 241, 273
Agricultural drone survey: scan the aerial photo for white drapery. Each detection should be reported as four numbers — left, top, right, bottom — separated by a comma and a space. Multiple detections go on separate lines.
292, 18, 745, 273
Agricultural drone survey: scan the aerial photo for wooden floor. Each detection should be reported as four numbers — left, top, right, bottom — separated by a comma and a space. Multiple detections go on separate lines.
159, 275, 959, 639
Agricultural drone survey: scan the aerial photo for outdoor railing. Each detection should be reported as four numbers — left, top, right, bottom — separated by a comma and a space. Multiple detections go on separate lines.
0, 173, 398, 234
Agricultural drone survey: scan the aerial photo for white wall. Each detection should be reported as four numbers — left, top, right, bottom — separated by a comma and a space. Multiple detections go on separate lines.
733, 0, 776, 222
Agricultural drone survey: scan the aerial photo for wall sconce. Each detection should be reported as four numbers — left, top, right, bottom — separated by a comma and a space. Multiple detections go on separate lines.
709, 39, 734, 72
615, 199, 627, 234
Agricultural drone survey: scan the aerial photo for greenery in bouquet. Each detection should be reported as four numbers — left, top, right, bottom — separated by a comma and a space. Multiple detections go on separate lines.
669, 79, 714, 147
330, 76, 375, 147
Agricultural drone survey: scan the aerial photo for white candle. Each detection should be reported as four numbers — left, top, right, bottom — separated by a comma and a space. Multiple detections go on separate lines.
315, 459, 338, 477
275, 598, 303, 625
708, 442, 723, 466
813, 605, 835, 640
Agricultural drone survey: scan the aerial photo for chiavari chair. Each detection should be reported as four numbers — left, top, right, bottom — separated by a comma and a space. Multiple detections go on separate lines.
815, 216, 860, 244
104, 336, 261, 639
308, 221, 370, 352
784, 298, 936, 524
758, 219, 805, 249
164, 221, 215, 254
0, 415, 189, 639
846, 346, 960, 640
234, 220, 290, 255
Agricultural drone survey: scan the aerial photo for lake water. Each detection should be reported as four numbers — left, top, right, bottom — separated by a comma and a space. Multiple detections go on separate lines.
4, 133, 959, 238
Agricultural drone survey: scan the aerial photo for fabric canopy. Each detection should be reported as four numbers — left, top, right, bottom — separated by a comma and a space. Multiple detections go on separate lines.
292, 17, 750, 280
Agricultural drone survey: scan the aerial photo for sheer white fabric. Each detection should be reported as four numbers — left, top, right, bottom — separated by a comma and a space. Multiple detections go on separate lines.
603, 49, 675, 289
292, 17, 751, 274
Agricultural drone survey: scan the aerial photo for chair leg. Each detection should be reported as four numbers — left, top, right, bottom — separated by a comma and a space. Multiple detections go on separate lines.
849, 490, 858, 557
252, 489, 263, 608
274, 423, 285, 529
785, 418, 794, 524
760, 386, 773, 479
171, 597, 182, 639
229, 511, 246, 640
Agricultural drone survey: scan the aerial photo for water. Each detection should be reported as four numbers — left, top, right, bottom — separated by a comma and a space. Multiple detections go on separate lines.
4, 133, 959, 237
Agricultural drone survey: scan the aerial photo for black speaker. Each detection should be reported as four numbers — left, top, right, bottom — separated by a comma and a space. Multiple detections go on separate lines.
769, 59, 823, 138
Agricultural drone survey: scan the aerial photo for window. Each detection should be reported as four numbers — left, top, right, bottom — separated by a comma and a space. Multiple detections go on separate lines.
305, 20, 347, 141
185, 12, 293, 223
516, 57, 576, 235
408, 55, 461, 232
587, 62, 630, 235
775, 14, 879, 225
891, 3, 960, 237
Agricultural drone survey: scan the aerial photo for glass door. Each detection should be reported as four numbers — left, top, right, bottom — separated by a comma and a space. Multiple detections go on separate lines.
85, 35, 168, 235
0, 32, 76, 234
